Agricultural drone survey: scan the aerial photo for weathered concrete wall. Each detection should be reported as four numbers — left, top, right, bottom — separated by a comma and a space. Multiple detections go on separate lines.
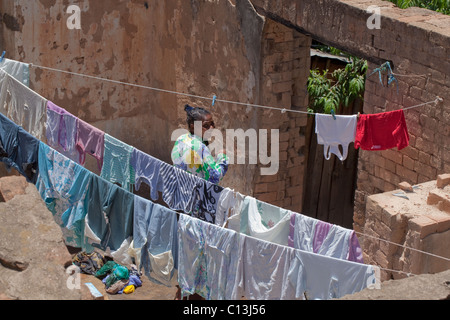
0, 0, 271, 195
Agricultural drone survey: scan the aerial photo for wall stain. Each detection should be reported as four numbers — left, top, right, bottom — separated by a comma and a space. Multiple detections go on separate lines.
2, 13, 21, 31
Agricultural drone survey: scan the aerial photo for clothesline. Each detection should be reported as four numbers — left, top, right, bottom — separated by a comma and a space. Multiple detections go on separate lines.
1, 63, 448, 277
355, 231, 450, 263
30, 63, 442, 116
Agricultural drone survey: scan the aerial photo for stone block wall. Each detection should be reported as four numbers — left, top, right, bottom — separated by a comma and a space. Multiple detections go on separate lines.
253, 19, 310, 213
362, 174, 450, 281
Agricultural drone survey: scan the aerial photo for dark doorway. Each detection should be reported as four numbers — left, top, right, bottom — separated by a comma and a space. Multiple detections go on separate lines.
302, 48, 364, 229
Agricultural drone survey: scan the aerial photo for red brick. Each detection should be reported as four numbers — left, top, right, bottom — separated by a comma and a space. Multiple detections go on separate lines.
382, 149, 403, 165
408, 216, 438, 239
256, 192, 278, 203
396, 164, 418, 184
437, 173, 450, 188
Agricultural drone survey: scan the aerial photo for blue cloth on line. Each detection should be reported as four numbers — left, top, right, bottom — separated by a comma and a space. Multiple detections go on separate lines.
85, 174, 134, 253
100, 133, 135, 192
133, 195, 178, 286
130, 148, 199, 214
36, 142, 93, 248
0, 113, 40, 183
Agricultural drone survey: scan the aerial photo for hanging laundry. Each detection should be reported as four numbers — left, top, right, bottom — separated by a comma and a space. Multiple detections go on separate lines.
130, 148, 201, 214
179, 213, 376, 300
0, 58, 30, 87
234, 196, 291, 246
354, 109, 410, 151
46, 101, 78, 162
288, 213, 317, 251
287, 247, 378, 300
215, 188, 245, 228
177, 214, 242, 300
132, 195, 178, 287
289, 213, 364, 263
0, 70, 47, 141
315, 114, 358, 161
238, 233, 297, 300
100, 134, 135, 192
76, 118, 105, 172
0, 113, 40, 184
159, 162, 201, 214
188, 179, 224, 224
130, 148, 163, 201
314, 221, 364, 263
240, 232, 375, 300
84, 174, 134, 258
36, 142, 93, 248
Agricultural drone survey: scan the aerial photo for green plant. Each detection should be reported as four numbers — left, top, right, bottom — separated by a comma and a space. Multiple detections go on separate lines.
386, 0, 450, 15
307, 56, 368, 114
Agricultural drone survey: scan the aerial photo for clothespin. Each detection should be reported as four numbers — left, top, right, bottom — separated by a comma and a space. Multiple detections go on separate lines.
330, 108, 336, 120
369, 61, 399, 94
368, 63, 385, 86
212, 95, 217, 107
357, 112, 361, 119
0, 51, 5, 63
281, 108, 287, 114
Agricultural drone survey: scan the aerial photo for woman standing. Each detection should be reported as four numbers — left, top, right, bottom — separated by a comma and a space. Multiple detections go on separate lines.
171, 105, 228, 184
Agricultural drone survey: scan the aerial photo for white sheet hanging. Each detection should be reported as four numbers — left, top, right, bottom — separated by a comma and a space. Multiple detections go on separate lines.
0, 70, 47, 141
0, 58, 30, 87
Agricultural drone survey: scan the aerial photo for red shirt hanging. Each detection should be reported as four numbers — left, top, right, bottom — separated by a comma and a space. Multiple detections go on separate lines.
355, 109, 410, 151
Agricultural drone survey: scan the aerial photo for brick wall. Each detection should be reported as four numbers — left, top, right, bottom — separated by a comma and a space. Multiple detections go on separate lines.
362, 175, 450, 281
253, 19, 311, 213
353, 18, 450, 234
251, 0, 450, 233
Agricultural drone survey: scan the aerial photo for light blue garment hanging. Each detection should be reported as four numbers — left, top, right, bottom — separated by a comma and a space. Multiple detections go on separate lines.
84, 174, 134, 253
100, 133, 135, 192
0, 113, 40, 184
289, 212, 364, 263
35, 141, 93, 248
132, 195, 178, 286
177, 214, 242, 300
287, 246, 376, 300
130, 148, 200, 213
